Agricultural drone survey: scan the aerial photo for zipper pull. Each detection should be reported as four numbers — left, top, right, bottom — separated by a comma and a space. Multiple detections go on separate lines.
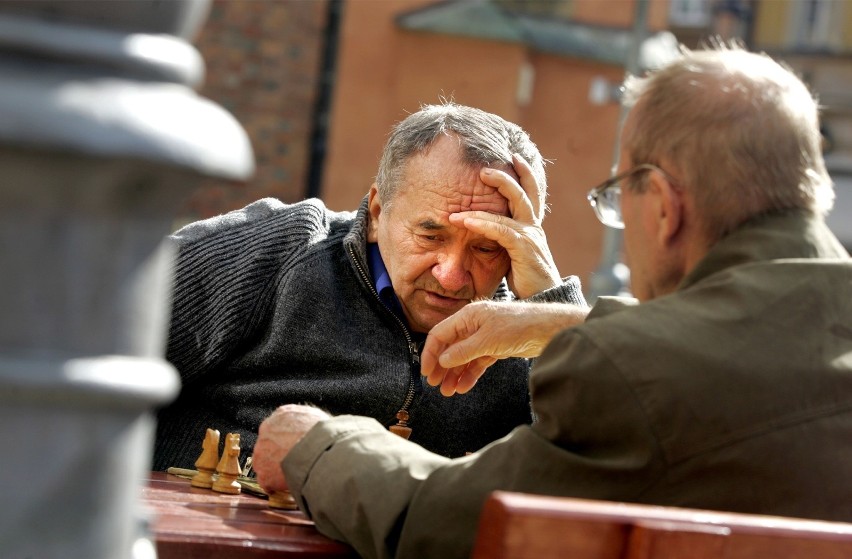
389, 410, 412, 439
409, 341, 421, 364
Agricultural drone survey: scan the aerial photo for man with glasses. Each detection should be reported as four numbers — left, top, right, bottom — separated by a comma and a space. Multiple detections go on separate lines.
254, 45, 852, 559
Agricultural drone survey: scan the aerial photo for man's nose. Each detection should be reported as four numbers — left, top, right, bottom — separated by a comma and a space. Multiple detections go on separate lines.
432, 248, 472, 294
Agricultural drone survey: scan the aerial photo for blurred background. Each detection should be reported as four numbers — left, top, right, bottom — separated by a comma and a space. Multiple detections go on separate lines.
182, 0, 852, 294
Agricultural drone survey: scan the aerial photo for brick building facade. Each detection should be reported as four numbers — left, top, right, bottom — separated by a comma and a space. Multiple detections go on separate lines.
183, 0, 851, 289
180, 0, 332, 222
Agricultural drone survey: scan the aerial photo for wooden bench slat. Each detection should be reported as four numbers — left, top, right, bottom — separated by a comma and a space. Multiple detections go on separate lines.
472, 492, 852, 559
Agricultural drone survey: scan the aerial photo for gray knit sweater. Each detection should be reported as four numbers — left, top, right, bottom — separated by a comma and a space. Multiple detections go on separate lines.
154, 196, 587, 471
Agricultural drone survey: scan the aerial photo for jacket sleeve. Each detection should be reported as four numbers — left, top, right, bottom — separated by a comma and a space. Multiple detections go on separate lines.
282, 326, 666, 559
282, 416, 451, 559
165, 198, 328, 383
525, 275, 588, 307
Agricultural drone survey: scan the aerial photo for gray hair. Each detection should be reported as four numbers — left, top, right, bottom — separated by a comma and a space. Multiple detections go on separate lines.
622, 43, 833, 241
375, 102, 547, 214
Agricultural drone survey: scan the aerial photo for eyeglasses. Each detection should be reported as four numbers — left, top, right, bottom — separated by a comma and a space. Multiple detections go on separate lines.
586, 163, 672, 229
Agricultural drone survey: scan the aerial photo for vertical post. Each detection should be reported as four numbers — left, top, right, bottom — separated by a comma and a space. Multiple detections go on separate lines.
588, 0, 650, 300
0, 2, 254, 558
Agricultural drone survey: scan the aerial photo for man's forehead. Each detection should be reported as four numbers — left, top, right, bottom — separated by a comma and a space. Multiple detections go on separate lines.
411, 174, 510, 217
446, 189, 509, 215
396, 141, 512, 216
404, 188, 509, 230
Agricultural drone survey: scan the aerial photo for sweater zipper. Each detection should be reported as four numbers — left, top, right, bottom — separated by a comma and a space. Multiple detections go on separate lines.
348, 245, 418, 440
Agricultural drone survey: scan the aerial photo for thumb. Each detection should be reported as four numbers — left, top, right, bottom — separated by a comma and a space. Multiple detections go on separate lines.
438, 334, 486, 370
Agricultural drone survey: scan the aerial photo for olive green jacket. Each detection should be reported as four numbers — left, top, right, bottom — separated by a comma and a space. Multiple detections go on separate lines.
284, 211, 852, 559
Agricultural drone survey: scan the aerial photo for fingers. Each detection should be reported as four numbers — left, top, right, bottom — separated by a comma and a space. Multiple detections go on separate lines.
449, 207, 559, 299
422, 332, 487, 392
433, 357, 495, 397
421, 308, 472, 390
437, 365, 463, 397
512, 153, 544, 223
454, 357, 497, 394
422, 304, 494, 396
437, 330, 489, 369
420, 341, 444, 388
422, 356, 451, 393
421, 311, 464, 383
448, 211, 522, 250
480, 163, 537, 225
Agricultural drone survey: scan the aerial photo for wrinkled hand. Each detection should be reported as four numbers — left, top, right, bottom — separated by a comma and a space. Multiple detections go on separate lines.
253, 404, 330, 494
449, 154, 560, 299
422, 301, 589, 396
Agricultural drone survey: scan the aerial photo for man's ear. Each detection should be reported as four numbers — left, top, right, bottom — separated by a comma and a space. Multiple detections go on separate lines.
648, 171, 683, 247
367, 184, 381, 242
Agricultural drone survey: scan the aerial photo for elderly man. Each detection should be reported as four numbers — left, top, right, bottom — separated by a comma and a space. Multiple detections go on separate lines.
254, 46, 852, 559
153, 103, 586, 471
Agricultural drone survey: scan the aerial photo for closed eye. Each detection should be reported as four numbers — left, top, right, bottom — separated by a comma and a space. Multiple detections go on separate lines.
475, 244, 503, 255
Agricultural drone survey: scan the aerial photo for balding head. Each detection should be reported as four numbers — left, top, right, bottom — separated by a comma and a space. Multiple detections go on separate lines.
621, 45, 832, 243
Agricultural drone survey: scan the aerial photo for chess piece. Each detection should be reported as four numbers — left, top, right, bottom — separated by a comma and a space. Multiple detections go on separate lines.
389, 410, 412, 439
212, 432, 242, 494
191, 428, 220, 488
267, 490, 298, 510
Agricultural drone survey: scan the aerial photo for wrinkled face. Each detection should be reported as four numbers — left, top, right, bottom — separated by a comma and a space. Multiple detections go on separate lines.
619, 109, 682, 302
619, 158, 654, 302
367, 135, 512, 333
619, 111, 656, 302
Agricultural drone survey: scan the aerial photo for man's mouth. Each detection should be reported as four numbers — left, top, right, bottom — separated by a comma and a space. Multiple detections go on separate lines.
422, 290, 468, 309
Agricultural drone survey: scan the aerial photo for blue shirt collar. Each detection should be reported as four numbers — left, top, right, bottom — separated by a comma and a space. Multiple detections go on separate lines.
367, 243, 405, 321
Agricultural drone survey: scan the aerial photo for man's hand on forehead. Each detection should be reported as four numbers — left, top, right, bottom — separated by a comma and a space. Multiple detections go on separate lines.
446, 153, 561, 299
450, 156, 538, 217
447, 191, 510, 216
483, 154, 541, 224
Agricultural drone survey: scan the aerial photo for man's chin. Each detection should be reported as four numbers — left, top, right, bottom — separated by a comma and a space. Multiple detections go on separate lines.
409, 308, 459, 333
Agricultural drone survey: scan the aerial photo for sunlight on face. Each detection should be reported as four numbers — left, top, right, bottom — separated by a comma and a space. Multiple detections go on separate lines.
370, 135, 512, 332
619, 112, 654, 302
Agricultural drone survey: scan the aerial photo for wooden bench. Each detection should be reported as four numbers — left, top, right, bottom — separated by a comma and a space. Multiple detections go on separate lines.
472, 491, 852, 559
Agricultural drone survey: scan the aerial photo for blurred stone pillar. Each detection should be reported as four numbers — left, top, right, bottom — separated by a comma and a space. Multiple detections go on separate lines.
0, 2, 254, 558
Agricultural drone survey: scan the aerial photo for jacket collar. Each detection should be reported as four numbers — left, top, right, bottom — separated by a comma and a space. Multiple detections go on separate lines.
679, 210, 849, 292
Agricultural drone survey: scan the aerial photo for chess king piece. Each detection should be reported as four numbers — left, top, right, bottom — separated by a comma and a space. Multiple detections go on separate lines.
191, 428, 220, 488
254, 405, 329, 509
212, 432, 242, 494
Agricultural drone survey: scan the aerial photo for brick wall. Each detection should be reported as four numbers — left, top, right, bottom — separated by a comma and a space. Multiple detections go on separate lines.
180, 0, 330, 222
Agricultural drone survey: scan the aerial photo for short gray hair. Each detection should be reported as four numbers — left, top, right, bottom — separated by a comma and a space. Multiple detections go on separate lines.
622, 43, 833, 241
375, 102, 547, 214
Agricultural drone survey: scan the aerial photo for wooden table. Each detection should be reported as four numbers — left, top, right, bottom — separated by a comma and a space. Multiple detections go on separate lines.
142, 471, 358, 558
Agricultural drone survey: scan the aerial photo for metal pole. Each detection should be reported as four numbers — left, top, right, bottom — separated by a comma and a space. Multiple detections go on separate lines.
0, 2, 254, 557
588, 0, 650, 300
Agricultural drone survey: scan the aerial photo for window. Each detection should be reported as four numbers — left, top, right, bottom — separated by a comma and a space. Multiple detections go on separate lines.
788, 0, 846, 51
669, 0, 712, 27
